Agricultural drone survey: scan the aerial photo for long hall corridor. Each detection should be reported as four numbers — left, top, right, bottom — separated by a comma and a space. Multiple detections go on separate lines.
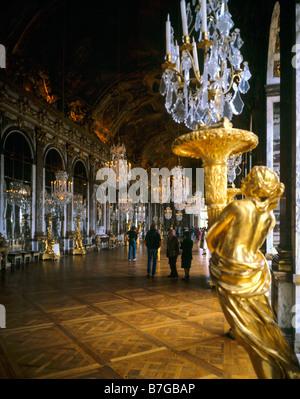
0, 242, 256, 379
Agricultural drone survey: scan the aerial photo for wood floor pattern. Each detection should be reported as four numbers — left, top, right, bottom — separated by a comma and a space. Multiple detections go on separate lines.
0, 243, 257, 379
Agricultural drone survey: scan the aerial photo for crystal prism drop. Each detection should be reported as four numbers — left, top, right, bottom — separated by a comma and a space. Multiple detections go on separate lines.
195, 11, 201, 32
159, 77, 167, 96
239, 78, 250, 94
223, 99, 233, 121
216, 12, 234, 37
172, 98, 185, 123
230, 86, 244, 115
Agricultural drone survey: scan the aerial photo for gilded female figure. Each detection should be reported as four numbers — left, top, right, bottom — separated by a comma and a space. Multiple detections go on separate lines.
206, 166, 300, 379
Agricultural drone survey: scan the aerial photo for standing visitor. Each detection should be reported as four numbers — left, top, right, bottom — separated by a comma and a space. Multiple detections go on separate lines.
126, 226, 137, 261
200, 228, 207, 255
166, 229, 180, 278
180, 230, 193, 280
195, 227, 201, 247
144, 224, 161, 277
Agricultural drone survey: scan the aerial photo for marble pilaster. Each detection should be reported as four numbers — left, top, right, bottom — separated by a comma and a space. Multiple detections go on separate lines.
34, 135, 45, 242
294, 2, 300, 355
271, 0, 296, 348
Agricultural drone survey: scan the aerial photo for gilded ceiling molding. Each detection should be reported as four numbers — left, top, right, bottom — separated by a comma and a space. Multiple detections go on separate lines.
0, 79, 110, 164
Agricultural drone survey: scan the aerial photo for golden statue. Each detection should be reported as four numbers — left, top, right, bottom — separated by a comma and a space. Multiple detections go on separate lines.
137, 221, 142, 244
206, 166, 300, 379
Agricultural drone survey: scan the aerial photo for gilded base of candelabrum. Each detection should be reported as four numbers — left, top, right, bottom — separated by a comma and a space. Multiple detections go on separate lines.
171, 118, 258, 228
41, 213, 60, 261
72, 215, 86, 255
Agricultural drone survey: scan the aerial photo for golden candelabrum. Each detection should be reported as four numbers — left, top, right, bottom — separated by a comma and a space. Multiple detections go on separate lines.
42, 213, 60, 260
72, 215, 86, 255
172, 118, 258, 228
136, 221, 142, 244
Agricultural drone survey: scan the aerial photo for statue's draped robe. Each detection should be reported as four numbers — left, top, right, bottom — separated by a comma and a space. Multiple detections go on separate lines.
210, 250, 300, 379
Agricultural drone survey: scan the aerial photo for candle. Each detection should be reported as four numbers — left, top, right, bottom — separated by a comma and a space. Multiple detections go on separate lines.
201, 0, 207, 33
180, 0, 188, 37
166, 14, 171, 55
221, 0, 225, 15
192, 38, 199, 72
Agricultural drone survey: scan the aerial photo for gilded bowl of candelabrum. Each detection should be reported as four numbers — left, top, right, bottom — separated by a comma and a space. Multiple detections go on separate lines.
172, 118, 258, 226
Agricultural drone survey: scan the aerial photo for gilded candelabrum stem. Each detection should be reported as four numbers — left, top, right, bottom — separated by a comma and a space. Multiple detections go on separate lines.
171, 118, 259, 228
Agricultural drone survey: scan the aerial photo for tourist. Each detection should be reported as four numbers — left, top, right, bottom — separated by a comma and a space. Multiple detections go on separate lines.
144, 224, 161, 277
200, 228, 207, 255
180, 230, 193, 281
166, 229, 180, 278
126, 226, 137, 261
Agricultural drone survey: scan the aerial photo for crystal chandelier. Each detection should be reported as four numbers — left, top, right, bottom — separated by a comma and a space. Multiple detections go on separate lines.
73, 194, 86, 216
165, 206, 173, 220
6, 181, 31, 210
160, 0, 251, 130
176, 211, 183, 221
44, 190, 55, 213
185, 190, 205, 214
137, 203, 146, 222
169, 165, 190, 209
51, 171, 73, 207
106, 142, 131, 189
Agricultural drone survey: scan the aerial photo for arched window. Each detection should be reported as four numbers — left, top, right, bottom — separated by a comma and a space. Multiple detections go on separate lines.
266, 2, 280, 254
3, 131, 33, 241
44, 149, 64, 194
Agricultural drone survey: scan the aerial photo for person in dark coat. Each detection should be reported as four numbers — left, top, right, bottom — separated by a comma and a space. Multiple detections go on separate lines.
144, 224, 161, 277
126, 226, 138, 261
180, 230, 193, 280
166, 229, 180, 278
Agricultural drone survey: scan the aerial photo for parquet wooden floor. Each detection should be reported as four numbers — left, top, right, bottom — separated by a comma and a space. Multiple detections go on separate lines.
0, 242, 257, 380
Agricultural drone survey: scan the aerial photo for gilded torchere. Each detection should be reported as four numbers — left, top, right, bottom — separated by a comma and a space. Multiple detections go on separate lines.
41, 213, 60, 260
72, 215, 86, 255
206, 166, 300, 379
172, 118, 258, 227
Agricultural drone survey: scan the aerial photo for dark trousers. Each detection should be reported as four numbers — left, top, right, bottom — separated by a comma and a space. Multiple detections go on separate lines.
128, 242, 136, 259
147, 248, 158, 276
168, 256, 178, 277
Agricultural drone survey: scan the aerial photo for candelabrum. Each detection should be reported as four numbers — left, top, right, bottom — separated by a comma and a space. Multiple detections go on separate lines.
72, 195, 86, 255
162, 1, 258, 227
41, 213, 60, 260
72, 215, 86, 255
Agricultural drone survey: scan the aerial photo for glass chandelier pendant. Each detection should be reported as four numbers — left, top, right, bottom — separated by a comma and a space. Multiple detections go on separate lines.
160, 0, 251, 130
